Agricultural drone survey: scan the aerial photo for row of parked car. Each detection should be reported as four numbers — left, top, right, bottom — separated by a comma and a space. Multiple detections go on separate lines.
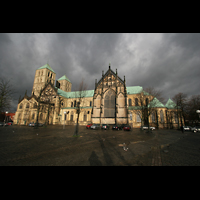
0, 121, 13, 126
182, 126, 200, 132
86, 123, 132, 131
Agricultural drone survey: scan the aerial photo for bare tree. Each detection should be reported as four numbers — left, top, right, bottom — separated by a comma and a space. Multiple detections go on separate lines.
185, 94, 200, 125
133, 87, 163, 132
172, 92, 188, 128
0, 77, 14, 113
74, 79, 87, 136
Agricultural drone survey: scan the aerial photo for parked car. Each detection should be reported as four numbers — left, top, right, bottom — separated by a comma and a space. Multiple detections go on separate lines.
0, 122, 5, 126
6, 122, 13, 126
86, 123, 93, 129
123, 124, 131, 131
193, 126, 200, 133
183, 126, 191, 131
101, 124, 110, 130
28, 122, 35, 127
90, 124, 100, 130
112, 124, 122, 130
141, 125, 155, 131
191, 127, 197, 132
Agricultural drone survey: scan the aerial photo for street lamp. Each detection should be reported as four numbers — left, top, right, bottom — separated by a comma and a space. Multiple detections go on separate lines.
4, 111, 8, 127
63, 111, 66, 129
196, 110, 200, 119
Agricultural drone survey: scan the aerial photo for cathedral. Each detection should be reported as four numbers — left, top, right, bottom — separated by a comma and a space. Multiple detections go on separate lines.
14, 64, 183, 129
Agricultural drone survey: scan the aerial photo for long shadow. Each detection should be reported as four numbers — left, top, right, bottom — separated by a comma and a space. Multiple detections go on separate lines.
88, 151, 102, 166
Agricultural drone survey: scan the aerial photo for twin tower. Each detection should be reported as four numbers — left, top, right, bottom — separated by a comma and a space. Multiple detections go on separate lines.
32, 64, 71, 96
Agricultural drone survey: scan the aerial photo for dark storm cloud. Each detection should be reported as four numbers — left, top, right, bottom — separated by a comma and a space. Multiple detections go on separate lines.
0, 33, 200, 112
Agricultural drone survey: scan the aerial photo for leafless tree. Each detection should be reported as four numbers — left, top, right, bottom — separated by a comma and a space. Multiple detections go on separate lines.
185, 94, 200, 125
74, 79, 87, 136
172, 92, 188, 128
0, 77, 14, 113
133, 87, 163, 131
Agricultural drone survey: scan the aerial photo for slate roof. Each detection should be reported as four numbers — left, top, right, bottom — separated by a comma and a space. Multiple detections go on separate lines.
57, 75, 71, 83
37, 64, 55, 73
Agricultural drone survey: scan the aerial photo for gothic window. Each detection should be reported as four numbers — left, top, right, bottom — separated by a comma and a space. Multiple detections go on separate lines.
151, 112, 156, 122
38, 71, 40, 76
70, 111, 73, 121
136, 113, 141, 122
74, 100, 76, 107
48, 72, 50, 77
71, 102, 73, 107
128, 98, 132, 106
34, 103, 37, 108
19, 104, 23, 109
50, 73, 52, 78
135, 98, 139, 106
26, 103, 29, 109
41, 71, 43, 76
160, 110, 164, 123
84, 112, 87, 121
174, 112, 178, 123
104, 90, 115, 118
32, 113, 35, 120
90, 101, 92, 107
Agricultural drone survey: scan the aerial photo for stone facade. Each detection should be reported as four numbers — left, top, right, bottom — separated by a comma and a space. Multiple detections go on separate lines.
14, 64, 183, 129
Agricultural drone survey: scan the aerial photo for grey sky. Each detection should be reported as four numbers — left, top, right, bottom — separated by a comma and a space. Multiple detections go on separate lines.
0, 33, 199, 112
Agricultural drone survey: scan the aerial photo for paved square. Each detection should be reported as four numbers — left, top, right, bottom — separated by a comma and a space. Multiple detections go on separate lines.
0, 125, 200, 166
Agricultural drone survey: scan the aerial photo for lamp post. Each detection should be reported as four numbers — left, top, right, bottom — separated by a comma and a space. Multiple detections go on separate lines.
4, 111, 8, 127
63, 111, 66, 129
196, 110, 200, 120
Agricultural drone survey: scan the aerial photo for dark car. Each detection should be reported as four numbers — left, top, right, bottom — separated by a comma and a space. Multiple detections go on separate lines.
123, 124, 131, 131
101, 124, 110, 130
112, 124, 122, 130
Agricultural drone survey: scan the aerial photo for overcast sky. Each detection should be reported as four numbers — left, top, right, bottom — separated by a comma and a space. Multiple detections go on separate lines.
0, 33, 200, 112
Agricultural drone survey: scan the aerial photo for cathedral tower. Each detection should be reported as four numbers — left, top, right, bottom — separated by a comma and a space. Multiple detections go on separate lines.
57, 75, 72, 92
32, 64, 56, 96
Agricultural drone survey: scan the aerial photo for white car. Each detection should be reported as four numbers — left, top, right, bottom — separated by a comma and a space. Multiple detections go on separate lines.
141, 125, 155, 131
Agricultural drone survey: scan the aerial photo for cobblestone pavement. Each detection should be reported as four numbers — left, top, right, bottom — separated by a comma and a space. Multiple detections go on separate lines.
0, 125, 200, 166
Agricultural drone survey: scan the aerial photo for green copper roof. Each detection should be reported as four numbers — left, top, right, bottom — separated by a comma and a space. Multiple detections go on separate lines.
58, 75, 71, 83
57, 88, 94, 98
37, 64, 55, 73
126, 86, 143, 94
148, 97, 165, 108
165, 98, 177, 109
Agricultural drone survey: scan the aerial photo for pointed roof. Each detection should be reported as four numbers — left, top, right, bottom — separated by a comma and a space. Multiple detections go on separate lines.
149, 97, 165, 108
165, 98, 177, 109
37, 64, 55, 73
57, 75, 71, 83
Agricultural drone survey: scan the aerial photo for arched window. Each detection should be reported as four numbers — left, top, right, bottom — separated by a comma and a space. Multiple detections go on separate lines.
41, 71, 43, 76
104, 90, 115, 118
128, 98, 132, 106
84, 112, 87, 121
19, 104, 23, 109
74, 100, 76, 107
32, 113, 35, 120
70, 111, 73, 121
71, 102, 73, 107
151, 112, 156, 122
33, 102, 37, 108
160, 110, 164, 123
26, 103, 29, 109
135, 98, 139, 106
48, 72, 50, 77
